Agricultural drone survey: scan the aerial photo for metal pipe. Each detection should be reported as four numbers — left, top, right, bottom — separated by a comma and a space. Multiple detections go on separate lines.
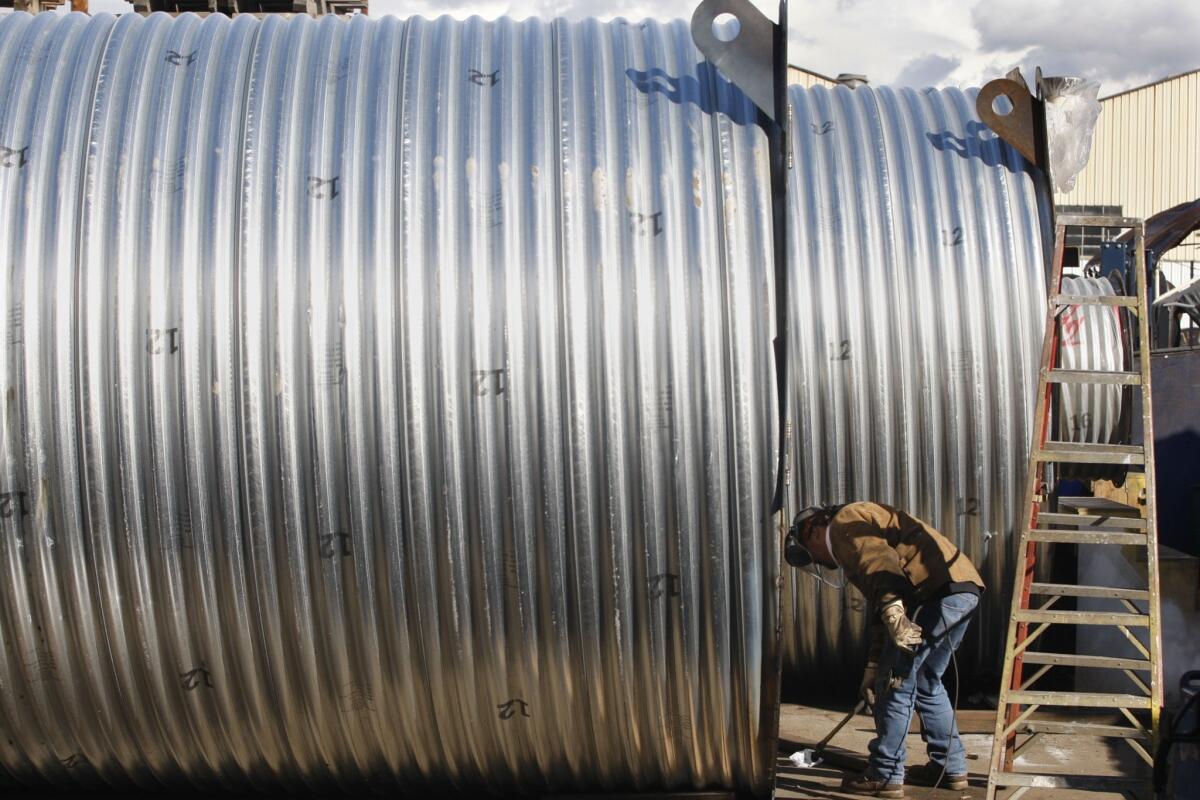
780, 84, 1125, 686
0, 10, 779, 795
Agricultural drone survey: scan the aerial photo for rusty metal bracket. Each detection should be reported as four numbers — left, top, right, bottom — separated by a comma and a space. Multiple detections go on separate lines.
977, 76, 1044, 169
691, 0, 791, 517
690, 0, 786, 123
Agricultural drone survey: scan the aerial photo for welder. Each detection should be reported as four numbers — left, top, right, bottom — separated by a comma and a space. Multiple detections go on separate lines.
785, 501, 985, 798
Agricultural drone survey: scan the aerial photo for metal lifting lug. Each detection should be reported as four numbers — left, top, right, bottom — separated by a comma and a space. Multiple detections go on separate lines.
691, 0, 791, 512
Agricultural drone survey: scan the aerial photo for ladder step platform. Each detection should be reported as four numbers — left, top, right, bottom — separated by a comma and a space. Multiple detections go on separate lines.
1055, 213, 1143, 227
1034, 512, 1146, 530
1052, 293, 1139, 308
1024, 529, 1145, 545
991, 772, 1148, 791
1034, 442, 1145, 465
1028, 582, 1150, 600
1018, 719, 1149, 738
1012, 609, 1148, 627
1043, 368, 1141, 385
1020, 652, 1151, 671
1005, 690, 1151, 709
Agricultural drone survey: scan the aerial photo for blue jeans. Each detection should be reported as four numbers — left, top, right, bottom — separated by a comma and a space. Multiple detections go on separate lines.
868, 591, 979, 783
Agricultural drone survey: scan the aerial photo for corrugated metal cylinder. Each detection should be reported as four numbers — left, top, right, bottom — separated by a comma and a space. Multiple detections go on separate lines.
779, 81, 1128, 683
0, 10, 778, 796
1054, 275, 1131, 482
781, 81, 1052, 682
0, 8, 1130, 795
784, 83, 1065, 684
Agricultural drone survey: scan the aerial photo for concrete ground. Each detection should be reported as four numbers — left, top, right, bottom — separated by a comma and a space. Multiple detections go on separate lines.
776, 703, 1149, 800
2, 703, 1151, 798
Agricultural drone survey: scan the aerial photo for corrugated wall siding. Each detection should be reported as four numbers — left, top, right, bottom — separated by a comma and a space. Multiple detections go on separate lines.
0, 11, 779, 795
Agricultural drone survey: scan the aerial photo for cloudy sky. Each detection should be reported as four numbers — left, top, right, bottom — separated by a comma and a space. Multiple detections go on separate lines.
75, 0, 1200, 95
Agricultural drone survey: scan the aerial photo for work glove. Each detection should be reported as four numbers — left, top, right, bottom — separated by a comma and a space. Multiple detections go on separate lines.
880, 599, 923, 655
859, 662, 877, 708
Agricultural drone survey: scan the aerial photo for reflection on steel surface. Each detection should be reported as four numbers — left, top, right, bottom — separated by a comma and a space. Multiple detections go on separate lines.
0, 11, 778, 795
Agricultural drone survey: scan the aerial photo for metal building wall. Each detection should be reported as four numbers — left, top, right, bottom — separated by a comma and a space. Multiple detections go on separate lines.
781, 83, 1054, 683
0, 11, 779, 796
787, 65, 837, 90
1060, 69, 1200, 255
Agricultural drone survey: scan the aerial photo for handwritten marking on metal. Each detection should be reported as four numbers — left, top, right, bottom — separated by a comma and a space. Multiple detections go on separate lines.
942, 226, 964, 246
0, 145, 29, 168
0, 491, 32, 518
145, 328, 180, 355
468, 69, 499, 87
496, 699, 530, 720
1060, 306, 1084, 346
165, 50, 197, 66
958, 497, 980, 518
307, 176, 340, 199
473, 369, 507, 396
180, 667, 213, 691
629, 211, 663, 236
319, 532, 352, 559
648, 573, 681, 600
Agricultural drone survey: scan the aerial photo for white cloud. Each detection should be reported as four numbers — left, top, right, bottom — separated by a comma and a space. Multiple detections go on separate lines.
970, 0, 1200, 94
895, 53, 962, 88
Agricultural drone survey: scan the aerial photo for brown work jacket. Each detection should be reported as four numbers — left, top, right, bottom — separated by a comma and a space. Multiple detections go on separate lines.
827, 502, 985, 660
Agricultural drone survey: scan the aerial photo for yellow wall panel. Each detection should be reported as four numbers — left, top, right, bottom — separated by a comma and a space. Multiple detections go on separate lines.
1061, 69, 1200, 260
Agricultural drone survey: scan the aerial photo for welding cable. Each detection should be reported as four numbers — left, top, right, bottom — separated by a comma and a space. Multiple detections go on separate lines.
930, 603, 967, 792
796, 558, 846, 591
879, 602, 968, 791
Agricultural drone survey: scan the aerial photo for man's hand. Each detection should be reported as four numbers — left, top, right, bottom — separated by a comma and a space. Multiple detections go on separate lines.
859, 662, 877, 708
881, 599, 923, 654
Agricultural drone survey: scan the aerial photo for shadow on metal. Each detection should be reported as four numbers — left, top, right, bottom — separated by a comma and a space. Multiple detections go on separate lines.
625, 63, 763, 126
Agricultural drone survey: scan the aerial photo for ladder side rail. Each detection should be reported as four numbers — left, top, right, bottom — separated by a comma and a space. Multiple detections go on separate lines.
1134, 224, 1164, 746
988, 221, 1069, 791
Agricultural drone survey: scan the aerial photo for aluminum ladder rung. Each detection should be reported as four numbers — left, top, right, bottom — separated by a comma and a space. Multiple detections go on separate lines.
1029, 582, 1149, 600
1025, 528, 1145, 545
1004, 690, 1151, 709
1052, 293, 1139, 308
1013, 609, 1148, 627
1020, 652, 1151, 671
1055, 213, 1142, 228
1043, 368, 1141, 385
1018, 719, 1150, 738
1035, 512, 1146, 530
1034, 441, 1145, 465
991, 772, 1148, 791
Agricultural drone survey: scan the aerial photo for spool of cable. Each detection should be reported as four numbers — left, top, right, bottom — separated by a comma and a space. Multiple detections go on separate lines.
1054, 275, 1133, 484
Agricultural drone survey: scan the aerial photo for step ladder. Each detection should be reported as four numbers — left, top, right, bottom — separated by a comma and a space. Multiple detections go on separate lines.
986, 214, 1163, 800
